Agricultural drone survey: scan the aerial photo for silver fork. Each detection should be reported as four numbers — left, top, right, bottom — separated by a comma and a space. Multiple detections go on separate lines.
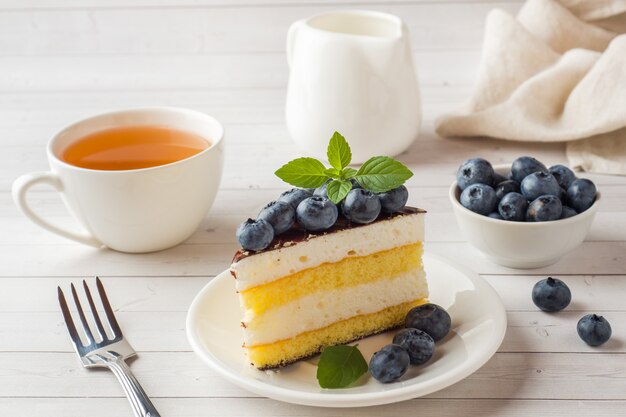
58, 277, 161, 417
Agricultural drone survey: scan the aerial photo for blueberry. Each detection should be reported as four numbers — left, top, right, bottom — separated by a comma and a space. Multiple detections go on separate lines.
392, 328, 435, 365
257, 201, 295, 235
498, 192, 528, 222
520, 172, 561, 201
511, 156, 548, 183
577, 314, 612, 346
369, 344, 410, 383
313, 180, 331, 198
277, 188, 313, 209
342, 189, 381, 224
532, 277, 571, 312
405, 303, 451, 342
488, 212, 503, 220
378, 185, 409, 213
236, 218, 274, 251
349, 178, 362, 189
459, 184, 497, 216
560, 206, 578, 219
456, 158, 495, 190
549, 165, 576, 190
492, 172, 508, 186
296, 196, 338, 231
526, 195, 562, 222
495, 180, 520, 200
567, 178, 597, 213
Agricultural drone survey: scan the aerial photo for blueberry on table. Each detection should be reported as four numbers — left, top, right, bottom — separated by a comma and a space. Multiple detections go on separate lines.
498, 192, 528, 222
526, 195, 562, 222
495, 179, 520, 200
532, 277, 571, 312
369, 344, 410, 383
236, 218, 274, 251
510, 156, 548, 183
567, 178, 597, 213
459, 183, 498, 216
456, 158, 495, 190
405, 303, 451, 342
577, 314, 612, 346
549, 165, 577, 190
378, 185, 409, 213
392, 328, 435, 365
296, 196, 338, 231
342, 189, 382, 224
257, 200, 295, 235
488, 212, 503, 220
521, 171, 561, 201
277, 188, 313, 209
560, 206, 578, 219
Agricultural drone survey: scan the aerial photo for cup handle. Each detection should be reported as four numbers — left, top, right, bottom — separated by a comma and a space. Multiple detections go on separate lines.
286, 19, 303, 68
12, 172, 103, 247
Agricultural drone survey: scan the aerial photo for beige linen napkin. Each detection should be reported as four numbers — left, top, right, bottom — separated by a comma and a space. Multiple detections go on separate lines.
435, 0, 626, 175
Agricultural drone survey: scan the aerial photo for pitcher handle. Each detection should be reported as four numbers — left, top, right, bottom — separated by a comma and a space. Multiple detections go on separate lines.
286, 19, 304, 68
12, 172, 103, 247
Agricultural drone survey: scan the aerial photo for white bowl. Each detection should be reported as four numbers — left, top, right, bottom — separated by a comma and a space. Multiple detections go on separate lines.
449, 165, 600, 269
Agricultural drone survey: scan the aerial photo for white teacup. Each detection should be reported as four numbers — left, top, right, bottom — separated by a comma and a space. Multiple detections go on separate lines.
12, 107, 224, 253
286, 10, 422, 163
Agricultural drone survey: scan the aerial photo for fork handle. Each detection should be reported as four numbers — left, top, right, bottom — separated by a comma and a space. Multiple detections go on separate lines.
107, 359, 161, 417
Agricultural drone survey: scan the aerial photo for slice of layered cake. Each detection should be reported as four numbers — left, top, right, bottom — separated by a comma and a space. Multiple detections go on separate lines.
231, 132, 426, 369
231, 205, 427, 369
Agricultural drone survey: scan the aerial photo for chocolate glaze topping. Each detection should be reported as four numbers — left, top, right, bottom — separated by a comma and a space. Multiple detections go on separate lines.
231, 206, 425, 264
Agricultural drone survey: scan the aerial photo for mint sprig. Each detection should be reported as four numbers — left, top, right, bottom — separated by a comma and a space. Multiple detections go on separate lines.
326, 179, 352, 203
316, 345, 368, 389
274, 157, 328, 189
327, 131, 352, 171
274, 132, 413, 204
354, 156, 414, 193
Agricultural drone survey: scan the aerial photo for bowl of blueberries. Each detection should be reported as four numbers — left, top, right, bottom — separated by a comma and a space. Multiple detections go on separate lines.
449, 156, 600, 269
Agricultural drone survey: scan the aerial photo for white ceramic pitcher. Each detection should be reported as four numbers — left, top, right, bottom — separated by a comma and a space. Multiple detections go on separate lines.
286, 10, 421, 163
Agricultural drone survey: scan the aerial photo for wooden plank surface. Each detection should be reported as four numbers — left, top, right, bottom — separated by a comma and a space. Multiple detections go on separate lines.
0, 0, 525, 10
2, 351, 626, 399
0, 3, 522, 54
2, 398, 626, 417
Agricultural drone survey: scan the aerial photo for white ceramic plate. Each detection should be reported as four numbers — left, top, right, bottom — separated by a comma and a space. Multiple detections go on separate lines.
186, 253, 507, 407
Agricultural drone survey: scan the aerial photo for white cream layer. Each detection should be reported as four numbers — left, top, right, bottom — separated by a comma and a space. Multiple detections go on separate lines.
233, 212, 424, 291
243, 270, 427, 346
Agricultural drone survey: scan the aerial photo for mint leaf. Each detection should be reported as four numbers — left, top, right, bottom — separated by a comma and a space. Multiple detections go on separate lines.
316, 345, 368, 389
326, 179, 352, 204
327, 132, 352, 171
341, 167, 357, 179
354, 156, 413, 193
275, 157, 328, 188
324, 168, 341, 179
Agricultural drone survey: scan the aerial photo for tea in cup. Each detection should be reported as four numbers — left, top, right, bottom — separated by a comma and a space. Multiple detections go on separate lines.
12, 107, 225, 253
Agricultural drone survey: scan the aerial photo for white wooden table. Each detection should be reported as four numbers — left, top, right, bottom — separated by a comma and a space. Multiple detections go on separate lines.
2, 1, 625, 415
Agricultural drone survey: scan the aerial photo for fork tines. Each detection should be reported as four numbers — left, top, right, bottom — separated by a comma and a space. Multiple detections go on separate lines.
58, 277, 123, 352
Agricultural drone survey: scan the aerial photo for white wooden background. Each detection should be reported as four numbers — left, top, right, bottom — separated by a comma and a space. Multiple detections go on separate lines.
2, 0, 626, 415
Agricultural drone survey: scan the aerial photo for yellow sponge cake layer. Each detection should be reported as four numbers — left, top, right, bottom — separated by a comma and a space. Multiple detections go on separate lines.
246, 298, 428, 369
244, 270, 427, 345
240, 242, 422, 316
